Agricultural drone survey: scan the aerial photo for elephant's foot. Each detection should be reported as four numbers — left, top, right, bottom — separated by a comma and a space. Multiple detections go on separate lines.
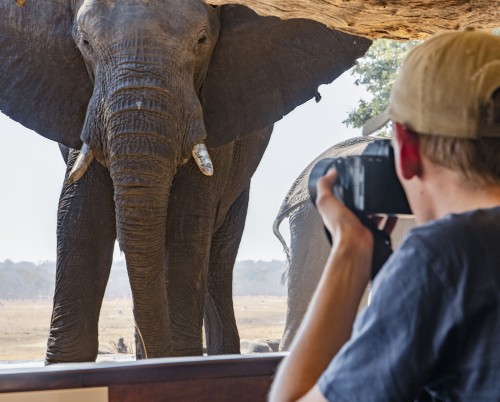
45, 332, 99, 364
46, 297, 101, 364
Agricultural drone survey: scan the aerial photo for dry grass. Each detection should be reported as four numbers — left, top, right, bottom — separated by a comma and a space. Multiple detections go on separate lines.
0, 296, 286, 361
234, 296, 286, 341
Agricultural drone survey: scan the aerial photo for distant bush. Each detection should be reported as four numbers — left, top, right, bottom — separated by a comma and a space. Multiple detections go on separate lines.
0, 259, 287, 299
233, 260, 287, 296
0, 260, 55, 299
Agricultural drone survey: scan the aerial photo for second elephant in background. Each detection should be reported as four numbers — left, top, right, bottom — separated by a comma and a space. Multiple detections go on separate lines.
274, 137, 415, 351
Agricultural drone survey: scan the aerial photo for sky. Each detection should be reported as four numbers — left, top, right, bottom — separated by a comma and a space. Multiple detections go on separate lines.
0, 69, 367, 263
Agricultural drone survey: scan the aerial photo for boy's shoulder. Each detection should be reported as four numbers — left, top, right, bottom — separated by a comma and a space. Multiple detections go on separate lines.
408, 206, 500, 245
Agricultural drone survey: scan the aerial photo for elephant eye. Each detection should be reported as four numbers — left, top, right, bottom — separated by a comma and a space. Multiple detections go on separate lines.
81, 37, 93, 53
78, 29, 93, 53
196, 31, 208, 46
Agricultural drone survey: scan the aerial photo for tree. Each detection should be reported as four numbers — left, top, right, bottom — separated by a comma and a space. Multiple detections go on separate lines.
343, 40, 419, 134
345, 27, 498, 133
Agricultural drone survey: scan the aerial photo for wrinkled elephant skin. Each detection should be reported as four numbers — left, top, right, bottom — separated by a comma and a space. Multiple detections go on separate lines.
0, 1, 371, 361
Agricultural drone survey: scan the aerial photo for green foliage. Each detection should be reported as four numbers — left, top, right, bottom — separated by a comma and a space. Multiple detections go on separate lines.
347, 30, 499, 134
344, 39, 420, 135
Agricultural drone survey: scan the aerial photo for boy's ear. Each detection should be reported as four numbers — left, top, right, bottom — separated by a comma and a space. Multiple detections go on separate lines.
394, 122, 423, 180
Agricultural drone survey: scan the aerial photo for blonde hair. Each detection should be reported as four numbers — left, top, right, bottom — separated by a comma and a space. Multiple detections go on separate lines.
417, 135, 500, 185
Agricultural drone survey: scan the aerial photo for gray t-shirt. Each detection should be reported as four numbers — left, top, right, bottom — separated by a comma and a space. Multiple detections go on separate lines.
318, 207, 500, 401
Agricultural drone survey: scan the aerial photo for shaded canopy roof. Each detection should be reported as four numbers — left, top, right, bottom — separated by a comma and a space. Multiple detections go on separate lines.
205, 0, 499, 40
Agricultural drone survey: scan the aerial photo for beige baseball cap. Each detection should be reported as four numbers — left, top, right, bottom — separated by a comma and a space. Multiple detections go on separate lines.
362, 29, 500, 139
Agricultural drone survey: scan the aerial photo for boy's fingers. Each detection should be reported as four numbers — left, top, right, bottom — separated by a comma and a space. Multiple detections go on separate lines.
315, 169, 349, 229
316, 169, 338, 202
319, 168, 337, 191
373, 216, 398, 234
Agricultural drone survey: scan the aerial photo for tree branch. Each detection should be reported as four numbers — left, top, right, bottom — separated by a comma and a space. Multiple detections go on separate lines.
205, 0, 499, 40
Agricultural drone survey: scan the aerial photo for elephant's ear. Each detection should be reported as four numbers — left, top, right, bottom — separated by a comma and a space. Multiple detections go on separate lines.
201, 5, 371, 148
0, 1, 91, 149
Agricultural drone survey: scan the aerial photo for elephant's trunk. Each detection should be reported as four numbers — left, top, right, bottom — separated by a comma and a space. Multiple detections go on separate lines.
112, 156, 173, 358
105, 82, 187, 358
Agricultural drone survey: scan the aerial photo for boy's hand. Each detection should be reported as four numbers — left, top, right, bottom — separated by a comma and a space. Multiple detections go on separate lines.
315, 168, 371, 244
316, 168, 398, 279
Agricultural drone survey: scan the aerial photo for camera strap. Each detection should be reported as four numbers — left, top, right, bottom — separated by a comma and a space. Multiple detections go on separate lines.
358, 214, 394, 280
322, 213, 393, 280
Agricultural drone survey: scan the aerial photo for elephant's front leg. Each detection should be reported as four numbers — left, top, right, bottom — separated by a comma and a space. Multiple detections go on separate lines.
46, 149, 116, 363
165, 159, 222, 356
203, 188, 249, 355
202, 128, 272, 355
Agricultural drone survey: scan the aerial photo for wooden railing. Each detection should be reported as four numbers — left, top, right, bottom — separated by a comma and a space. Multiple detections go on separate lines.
0, 353, 286, 401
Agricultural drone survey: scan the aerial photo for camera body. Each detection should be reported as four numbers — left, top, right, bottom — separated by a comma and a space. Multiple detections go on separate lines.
308, 139, 412, 216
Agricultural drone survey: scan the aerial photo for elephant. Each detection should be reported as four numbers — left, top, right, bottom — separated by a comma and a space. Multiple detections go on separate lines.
0, 0, 371, 362
273, 137, 415, 351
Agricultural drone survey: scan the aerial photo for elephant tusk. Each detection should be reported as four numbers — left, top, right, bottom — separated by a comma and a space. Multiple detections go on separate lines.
192, 143, 214, 176
68, 143, 94, 184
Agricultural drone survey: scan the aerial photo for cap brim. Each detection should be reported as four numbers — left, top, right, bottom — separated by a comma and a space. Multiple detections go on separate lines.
362, 111, 391, 136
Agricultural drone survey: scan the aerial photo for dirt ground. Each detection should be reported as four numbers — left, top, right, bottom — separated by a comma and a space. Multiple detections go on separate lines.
0, 296, 287, 362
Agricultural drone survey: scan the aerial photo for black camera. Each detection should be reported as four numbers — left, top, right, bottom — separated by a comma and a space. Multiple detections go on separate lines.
308, 139, 412, 279
308, 139, 412, 216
